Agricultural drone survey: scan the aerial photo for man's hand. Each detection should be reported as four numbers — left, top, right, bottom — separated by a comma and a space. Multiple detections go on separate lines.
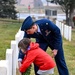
18, 61, 22, 68
51, 49, 58, 58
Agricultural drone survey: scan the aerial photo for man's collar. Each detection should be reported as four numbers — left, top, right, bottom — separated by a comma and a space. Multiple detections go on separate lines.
37, 26, 41, 33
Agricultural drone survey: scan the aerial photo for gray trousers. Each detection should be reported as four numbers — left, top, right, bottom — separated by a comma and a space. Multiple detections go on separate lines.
37, 68, 54, 75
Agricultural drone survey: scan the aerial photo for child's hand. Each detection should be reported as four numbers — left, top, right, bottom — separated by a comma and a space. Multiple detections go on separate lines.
18, 61, 22, 68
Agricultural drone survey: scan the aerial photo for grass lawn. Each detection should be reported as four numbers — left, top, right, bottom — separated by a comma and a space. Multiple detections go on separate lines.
0, 20, 22, 59
0, 20, 75, 75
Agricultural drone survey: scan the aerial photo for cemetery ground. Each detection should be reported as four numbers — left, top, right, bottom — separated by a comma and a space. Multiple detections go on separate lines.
0, 20, 75, 75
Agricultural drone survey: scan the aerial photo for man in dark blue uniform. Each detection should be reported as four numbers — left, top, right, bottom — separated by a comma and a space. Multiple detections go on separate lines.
18, 16, 69, 75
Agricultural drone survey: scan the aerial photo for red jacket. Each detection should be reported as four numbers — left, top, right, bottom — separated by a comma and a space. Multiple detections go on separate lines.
19, 42, 56, 73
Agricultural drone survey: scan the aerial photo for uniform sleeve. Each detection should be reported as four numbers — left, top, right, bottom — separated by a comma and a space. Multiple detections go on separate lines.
47, 19, 62, 50
18, 50, 25, 62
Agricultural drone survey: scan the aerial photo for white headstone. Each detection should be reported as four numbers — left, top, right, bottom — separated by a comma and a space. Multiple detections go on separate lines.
6, 49, 13, 75
11, 41, 17, 75
0, 60, 9, 75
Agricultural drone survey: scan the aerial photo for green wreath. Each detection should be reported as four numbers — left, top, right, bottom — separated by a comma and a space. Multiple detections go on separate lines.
22, 65, 32, 75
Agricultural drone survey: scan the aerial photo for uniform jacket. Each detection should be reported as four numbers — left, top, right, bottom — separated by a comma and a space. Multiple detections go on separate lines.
24, 19, 62, 50
19, 42, 56, 73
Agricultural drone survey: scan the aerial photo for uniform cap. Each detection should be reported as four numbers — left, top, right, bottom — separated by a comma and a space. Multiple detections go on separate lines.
21, 16, 34, 31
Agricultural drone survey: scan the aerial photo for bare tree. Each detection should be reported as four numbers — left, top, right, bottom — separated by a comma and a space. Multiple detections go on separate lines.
47, 0, 75, 27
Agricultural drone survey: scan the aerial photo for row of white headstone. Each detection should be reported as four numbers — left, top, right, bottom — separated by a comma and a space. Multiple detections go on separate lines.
0, 20, 72, 75
56, 20, 72, 41
0, 30, 24, 75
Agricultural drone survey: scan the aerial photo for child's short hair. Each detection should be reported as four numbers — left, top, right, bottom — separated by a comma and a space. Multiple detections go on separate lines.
18, 38, 31, 50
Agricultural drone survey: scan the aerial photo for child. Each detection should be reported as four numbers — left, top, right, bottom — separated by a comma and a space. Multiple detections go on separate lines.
18, 38, 56, 75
